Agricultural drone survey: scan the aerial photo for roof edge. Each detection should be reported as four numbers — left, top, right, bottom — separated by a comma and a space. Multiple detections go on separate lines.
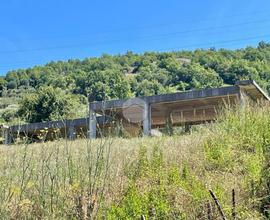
236, 80, 270, 101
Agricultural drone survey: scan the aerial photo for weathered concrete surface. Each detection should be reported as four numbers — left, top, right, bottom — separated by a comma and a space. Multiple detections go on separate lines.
89, 110, 97, 139
143, 101, 151, 136
89, 85, 239, 111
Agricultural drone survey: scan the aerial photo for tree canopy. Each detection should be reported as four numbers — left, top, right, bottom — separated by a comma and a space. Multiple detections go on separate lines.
17, 86, 86, 123
1, 41, 270, 123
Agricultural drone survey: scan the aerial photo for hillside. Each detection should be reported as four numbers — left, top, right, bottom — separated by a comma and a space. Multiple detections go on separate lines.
1, 41, 270, 124
0, 104, 269, 219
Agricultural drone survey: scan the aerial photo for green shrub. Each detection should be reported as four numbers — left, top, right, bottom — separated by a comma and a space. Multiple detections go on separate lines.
204, 103, 270, 218
1, 108, 18, 122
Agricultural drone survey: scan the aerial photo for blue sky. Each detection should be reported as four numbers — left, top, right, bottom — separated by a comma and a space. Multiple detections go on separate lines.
1, 0, 270, 75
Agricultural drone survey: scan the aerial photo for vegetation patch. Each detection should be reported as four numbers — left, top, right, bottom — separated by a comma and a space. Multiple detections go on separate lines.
0, 104, 269, 218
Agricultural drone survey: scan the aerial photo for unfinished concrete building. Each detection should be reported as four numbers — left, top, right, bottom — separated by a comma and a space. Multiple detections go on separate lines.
88, 80, 270, 138
1, 80, 269, 144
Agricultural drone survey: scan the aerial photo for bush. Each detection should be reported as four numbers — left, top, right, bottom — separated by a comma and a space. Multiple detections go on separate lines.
0, 108, 18, 122
18, 86, 85, 123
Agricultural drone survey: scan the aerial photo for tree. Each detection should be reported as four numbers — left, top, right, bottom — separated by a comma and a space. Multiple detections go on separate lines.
1, 109, 18, 122
171, 63, 223, 90
18, 86, 84, 123
0, 77, 7, 96
258, 41, 270, 50
7, 81, 17, 90
1, 40, 270, 118
135, 65, 170, 86
135, 79, 166, 96
86, 69, 131, 101
223, 60, 259, 84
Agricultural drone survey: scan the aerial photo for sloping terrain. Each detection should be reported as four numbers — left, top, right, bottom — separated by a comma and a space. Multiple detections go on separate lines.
0, 104, 269, 219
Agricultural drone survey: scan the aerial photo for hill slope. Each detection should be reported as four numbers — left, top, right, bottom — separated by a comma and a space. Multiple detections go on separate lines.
0, 104, 269, 219
1, 41, 270, 124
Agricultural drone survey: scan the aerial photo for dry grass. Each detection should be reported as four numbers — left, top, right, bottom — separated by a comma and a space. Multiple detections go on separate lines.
0, 133, 209, 219
0, 104, 269, 219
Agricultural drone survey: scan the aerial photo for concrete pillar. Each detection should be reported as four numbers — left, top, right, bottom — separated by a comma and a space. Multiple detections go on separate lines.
4, 128, 12, 145
166, 112, 174, 136
68, 125, 76, 140
143, 101, 151, 136
89, 109, 97, 139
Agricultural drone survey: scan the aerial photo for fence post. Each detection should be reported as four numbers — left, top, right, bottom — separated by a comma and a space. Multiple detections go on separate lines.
209, 189, 227, 220
232, 189, 236, 220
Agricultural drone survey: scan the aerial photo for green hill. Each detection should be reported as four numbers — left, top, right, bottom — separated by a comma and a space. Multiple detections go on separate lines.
1, 41, 270, 124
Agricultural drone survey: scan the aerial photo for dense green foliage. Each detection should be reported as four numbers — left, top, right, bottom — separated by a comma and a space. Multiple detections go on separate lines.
1, 41, 270, 123
17, 86, 86, 123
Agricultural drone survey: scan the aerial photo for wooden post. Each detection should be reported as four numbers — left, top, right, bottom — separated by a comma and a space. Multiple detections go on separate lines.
143, 101, 151, 136
209, 189, 227, 220
232, 189, 236, 220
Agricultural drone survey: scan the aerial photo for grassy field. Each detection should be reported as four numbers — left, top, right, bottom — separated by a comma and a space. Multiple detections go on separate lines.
0, 104, 270, 219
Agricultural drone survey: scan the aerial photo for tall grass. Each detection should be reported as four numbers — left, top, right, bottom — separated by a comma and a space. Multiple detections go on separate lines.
0, 137, 114, 219
0, 103, 269, 219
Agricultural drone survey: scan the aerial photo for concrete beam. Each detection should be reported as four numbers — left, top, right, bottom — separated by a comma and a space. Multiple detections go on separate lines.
8, 116, 110, 134
90, 85, 239, 111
